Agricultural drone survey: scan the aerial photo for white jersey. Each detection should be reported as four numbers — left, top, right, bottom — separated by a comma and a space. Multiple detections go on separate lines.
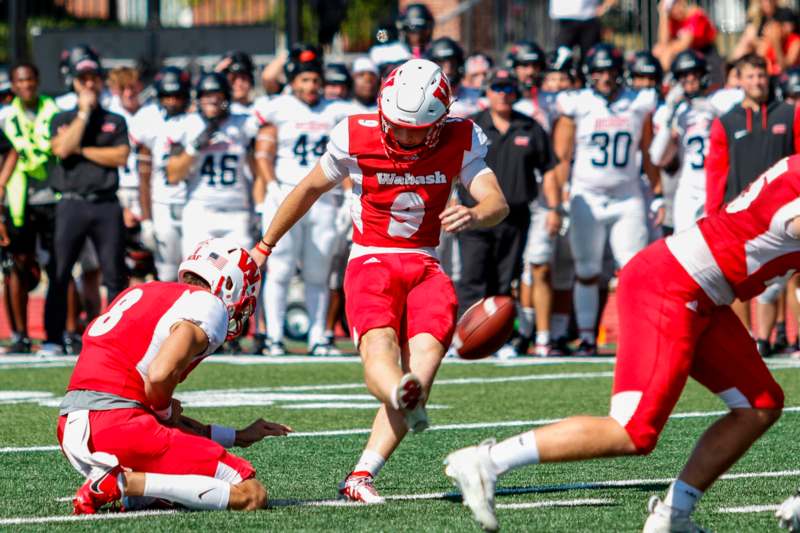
450, 86, 483, 119
173, 112, 258, 210
230, 101, 253, 115
663, 97, 715, 193
514, 90, 559, 133
108, 97, 140, 189
557, 87, 657, 195
253, 94, 357, 186
129, 103, 187, 206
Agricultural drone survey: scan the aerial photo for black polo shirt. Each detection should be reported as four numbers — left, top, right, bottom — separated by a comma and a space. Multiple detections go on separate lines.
49, 107, 128, 196
459, 109, 557, 213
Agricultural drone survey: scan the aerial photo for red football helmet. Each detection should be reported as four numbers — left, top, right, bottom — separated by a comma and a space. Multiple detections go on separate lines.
378, 58, 452, 161
178, 238, 261, 340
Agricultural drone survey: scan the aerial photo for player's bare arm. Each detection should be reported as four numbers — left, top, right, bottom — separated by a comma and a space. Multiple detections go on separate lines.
252, 161, 337, 267
440, 170, 508, 233
252, 123, 277, 205
541, 168, 563, 235
552, 115, 575, 194
137, 145, 153, 221
144, 320, 209, 412
640, 113, 666, 225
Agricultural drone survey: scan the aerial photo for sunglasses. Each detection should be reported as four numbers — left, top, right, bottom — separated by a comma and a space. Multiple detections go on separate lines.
490, 83, 517, 94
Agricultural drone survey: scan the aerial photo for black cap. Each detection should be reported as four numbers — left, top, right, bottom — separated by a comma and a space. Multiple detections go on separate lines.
487, 68, 519, 87
583, 42, 624, 75
509, 41, 545, 68
223, 51, 255, 80
627, 50, 663, 83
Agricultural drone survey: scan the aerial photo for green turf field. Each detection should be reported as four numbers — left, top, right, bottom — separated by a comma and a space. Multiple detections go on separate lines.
1, 355, 799, 532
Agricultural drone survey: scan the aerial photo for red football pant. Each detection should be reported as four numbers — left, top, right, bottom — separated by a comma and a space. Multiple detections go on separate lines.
613, 241, 784, 454
57, 409, 255, 482
344, 252, 458, 348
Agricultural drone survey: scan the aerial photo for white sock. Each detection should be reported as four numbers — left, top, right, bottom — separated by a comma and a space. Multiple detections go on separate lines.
551, 313, 570, 339
304, 281, 329, 348
353, 449, 386, 478
574, 281, 598, 342
265, 275, 289, 343
535, 330, 550, 346
663, 479, 703, 514
518, 306, 536, 338
488, 430, 540, 476
143, 473, 231, 511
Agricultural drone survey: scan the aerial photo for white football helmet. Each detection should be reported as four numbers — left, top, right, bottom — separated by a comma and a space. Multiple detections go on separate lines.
378, 58, 452, 160
178, 238, 261, 340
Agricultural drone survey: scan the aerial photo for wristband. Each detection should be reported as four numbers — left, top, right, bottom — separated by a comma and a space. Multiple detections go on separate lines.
184, 143, 198, 157
650, 195, 665, 213
210, 424, 237, 448
152, 404, 172, 421
77, 110, 90, 122
255, 238, 274, 256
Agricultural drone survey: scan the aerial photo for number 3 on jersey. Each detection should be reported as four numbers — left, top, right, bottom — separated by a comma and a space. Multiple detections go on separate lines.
200, 153, 239, 186
293, 134, 328, 166
590, 131, 632, 168
88, 288, 144, 337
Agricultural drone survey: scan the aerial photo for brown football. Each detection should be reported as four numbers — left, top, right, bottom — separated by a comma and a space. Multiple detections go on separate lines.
453, 296, 516, 359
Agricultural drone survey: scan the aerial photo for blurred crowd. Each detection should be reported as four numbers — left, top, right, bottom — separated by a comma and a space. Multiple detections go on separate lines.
3, 0, 800, 358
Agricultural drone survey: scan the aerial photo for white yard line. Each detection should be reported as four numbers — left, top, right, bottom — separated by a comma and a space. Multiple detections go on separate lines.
718, 504, 781, 514
0, 509, 178, 525
495, 498, 614, 509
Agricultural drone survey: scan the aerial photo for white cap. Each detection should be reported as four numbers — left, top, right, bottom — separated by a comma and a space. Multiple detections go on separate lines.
353, 57, 379, 76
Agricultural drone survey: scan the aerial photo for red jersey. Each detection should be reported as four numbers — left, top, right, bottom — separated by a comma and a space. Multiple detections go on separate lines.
667, 156, 800, 305
669, 8, 716, 50
66, 282, 228, 406
320, 113, 490, 255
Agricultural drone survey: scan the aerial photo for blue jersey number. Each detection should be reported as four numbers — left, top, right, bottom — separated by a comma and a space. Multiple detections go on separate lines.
590, 131, 632, 168
200, 153, 239, 186
685, 135, 706, 170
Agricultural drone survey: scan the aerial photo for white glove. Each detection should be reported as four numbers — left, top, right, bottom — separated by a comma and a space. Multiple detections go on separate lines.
140, 219, 157, 252
777, 492, 800, 532
335, 190, 353, 235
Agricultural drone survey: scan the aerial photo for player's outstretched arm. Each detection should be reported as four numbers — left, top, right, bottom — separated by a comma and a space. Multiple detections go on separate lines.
441, 170, 509, 233
552, 116, 575, 194
251, 161, 337, 267
145, 321, 209, 415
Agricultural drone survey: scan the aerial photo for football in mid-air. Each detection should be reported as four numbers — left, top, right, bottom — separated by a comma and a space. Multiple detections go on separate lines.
453, 296, 516, 359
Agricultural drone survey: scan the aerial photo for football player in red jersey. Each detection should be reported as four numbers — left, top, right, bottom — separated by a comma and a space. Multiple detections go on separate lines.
444, 157, 798, 532
57, 238, 291, 514
251, 58, 509, 503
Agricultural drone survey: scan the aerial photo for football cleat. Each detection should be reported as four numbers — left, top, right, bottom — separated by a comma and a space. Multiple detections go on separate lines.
73, 465, 124, 515
266, 340, 287, 356
444, 439, 499, 532
310, 341, 342, 356
534, 342, 551, 357
574, 339, 597, 357
642, 496, 709, 533
548, 337, 573, 356
36, 342, 64, 356
494, 342, 518, 360
392, 373, 429, 433
777, 489, 800, 532
338, 471, 385, 504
